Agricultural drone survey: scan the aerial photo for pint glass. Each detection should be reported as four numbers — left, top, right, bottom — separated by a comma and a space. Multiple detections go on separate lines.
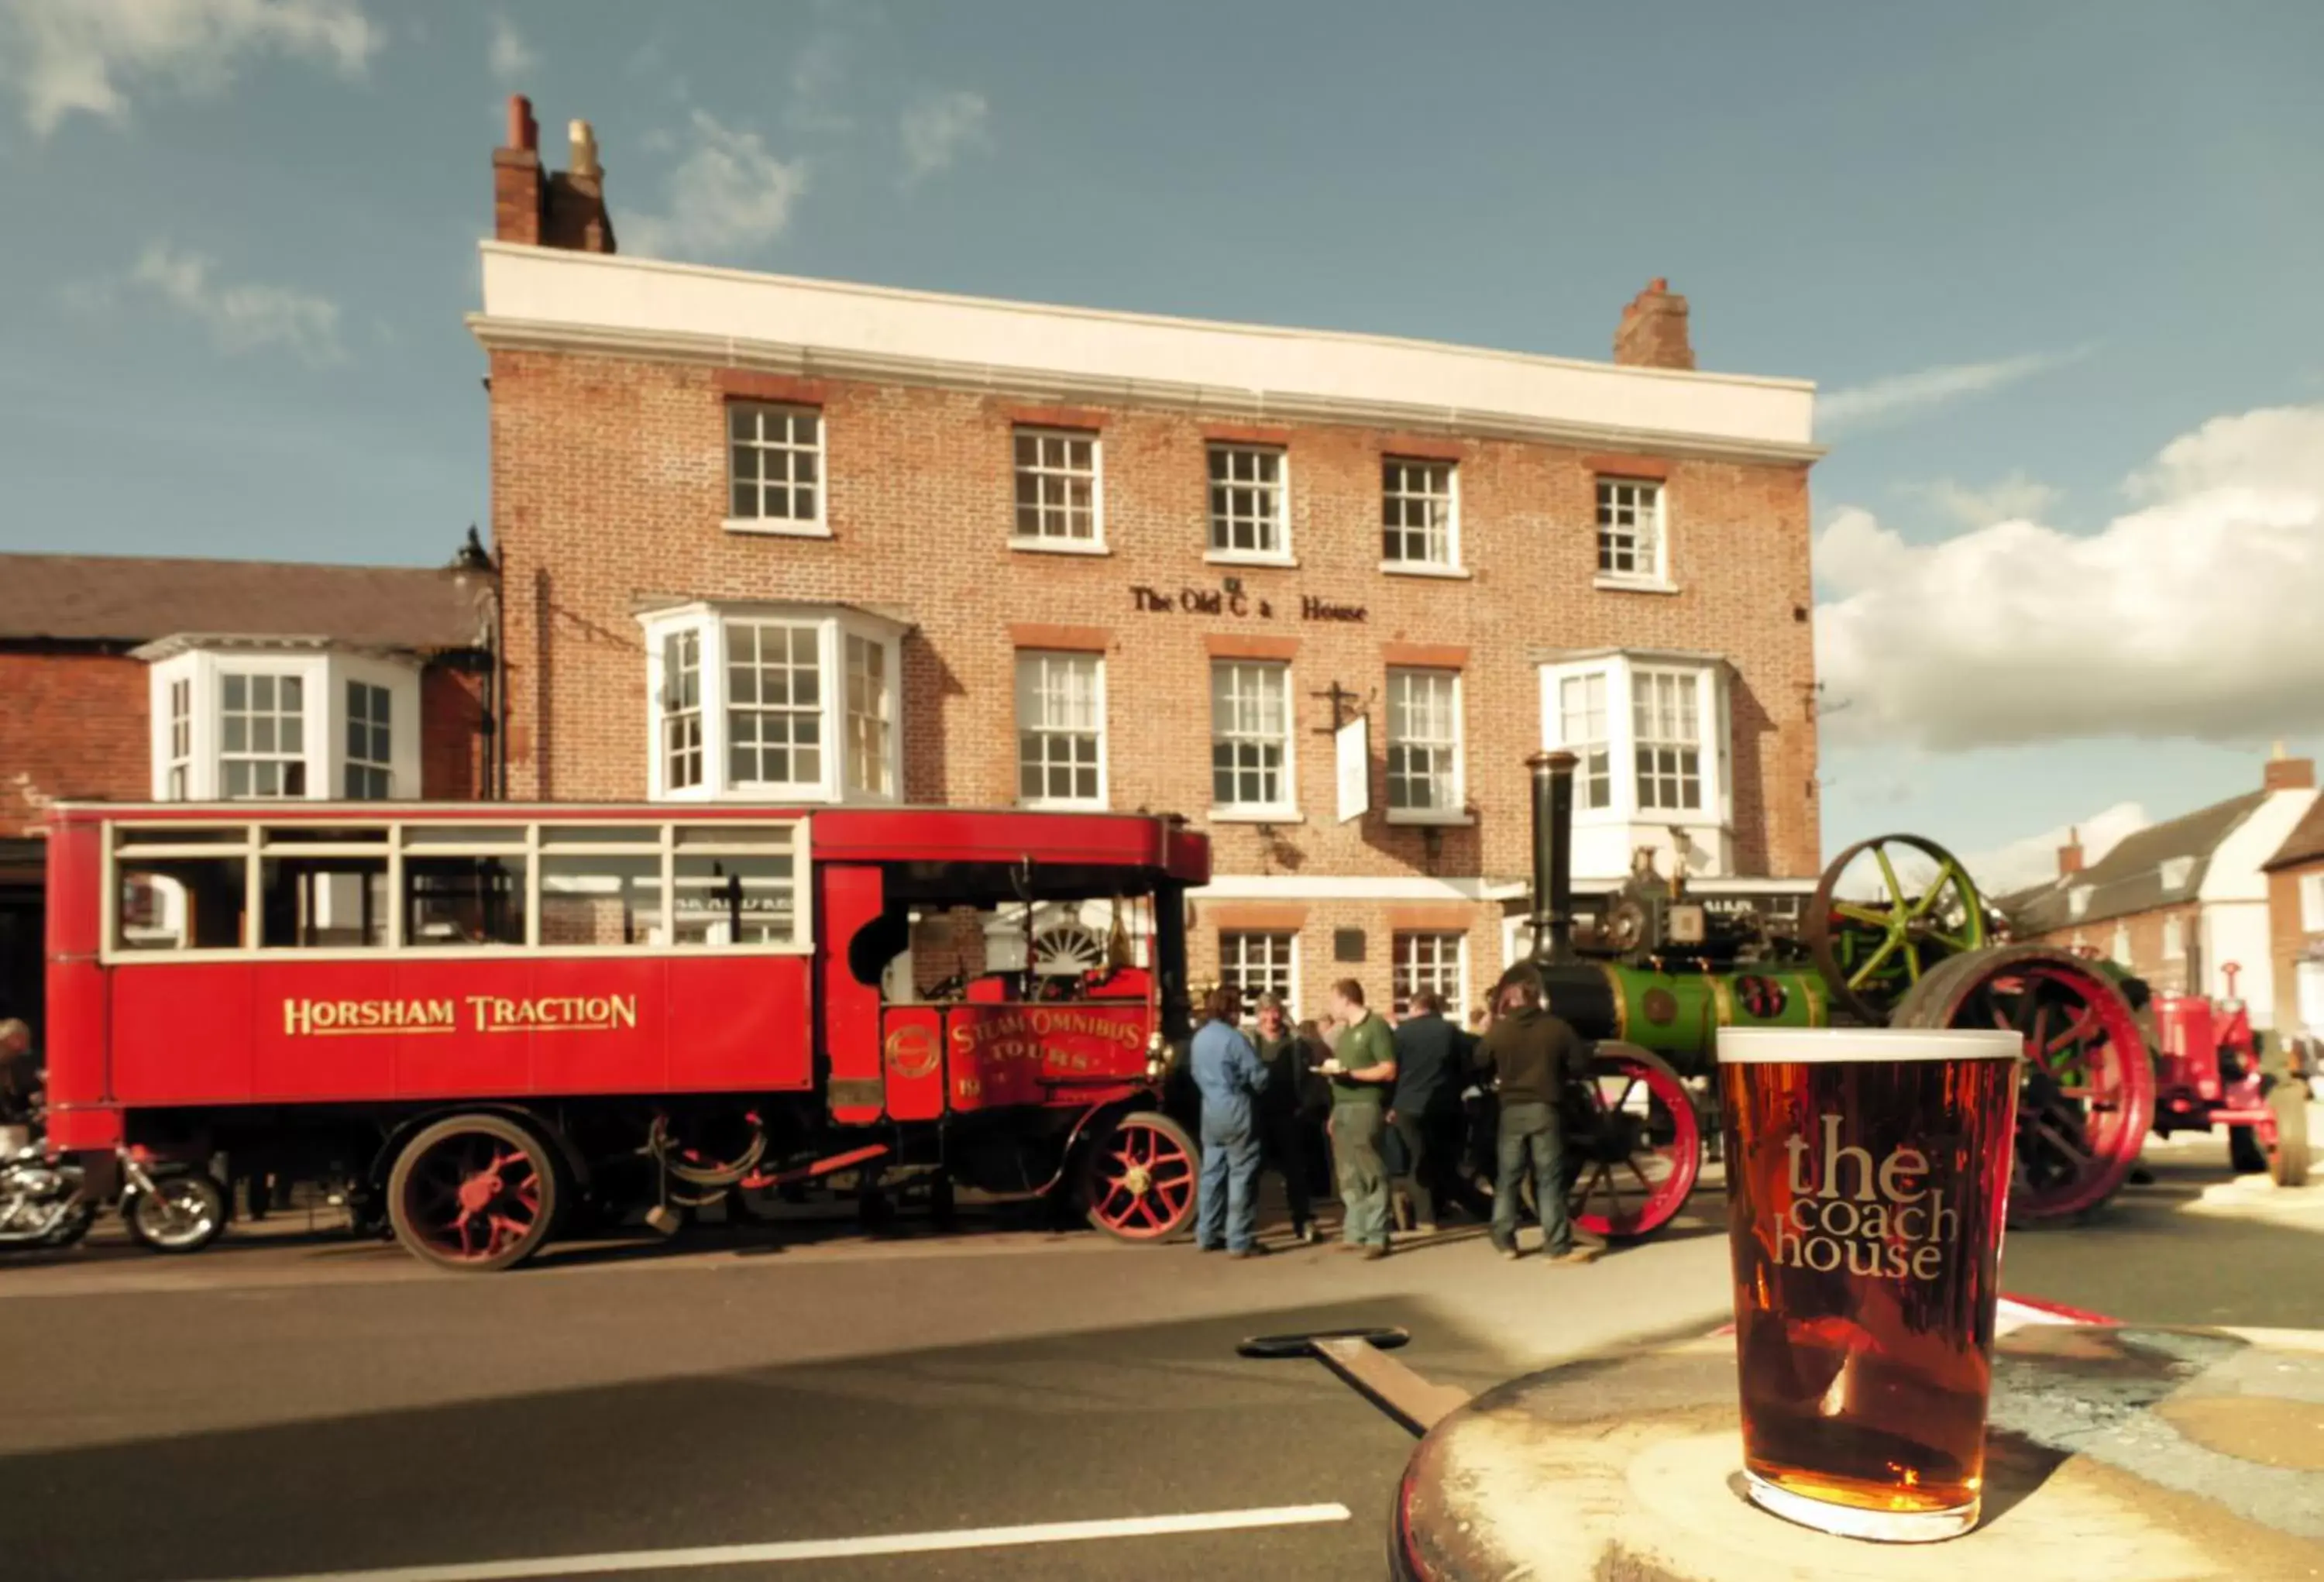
1716, 1027, 2021, 1542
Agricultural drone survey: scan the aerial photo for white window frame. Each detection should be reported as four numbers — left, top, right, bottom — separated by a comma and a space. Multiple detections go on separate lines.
2110, 920, 2132, 965
343, 679, 395, 800
2161, 913, 2185, 959
844, 632, 894, 800
2302, 871, 2324, 934
1380, 456, 1463, 576
724, 401, 830, 538
2068, 887, 2092, 920
1632, 668, 1706, 814
1538, 652, 1731, 875
1595, 477, 1670, 588
1205, 444, 1292, 566
1218, 930, 1298, 1013
1009, 426, 1105, 554
725, 618, 827, 796
1385, 667, 1465, 824
640, 601, 904, 805
1391, 930, 1468, 1020
1015, 651, 1108, 810
1208, 659, 1298, 821
145, 646, 421, 803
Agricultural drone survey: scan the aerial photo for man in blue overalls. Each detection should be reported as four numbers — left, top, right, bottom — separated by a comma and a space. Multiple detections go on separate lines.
1191, 984, 1271, 1257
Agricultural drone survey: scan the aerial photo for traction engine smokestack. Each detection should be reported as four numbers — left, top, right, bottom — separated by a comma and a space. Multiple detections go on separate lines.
1528, 751, 1579, 965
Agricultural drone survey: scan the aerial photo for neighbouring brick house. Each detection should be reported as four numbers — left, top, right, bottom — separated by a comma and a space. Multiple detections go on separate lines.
0, 551, 497, 1033
2003, 750, 2319, 1032
2260, 792, 2324, 1051
473, 98, 1827, 1015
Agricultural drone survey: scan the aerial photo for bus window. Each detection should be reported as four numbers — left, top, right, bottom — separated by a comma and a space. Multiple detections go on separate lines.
404, 855, 528, 947
116, 858, 249, 951
540, 852, 665, 947
671, 853, 797, 947
260, 858, 389, 948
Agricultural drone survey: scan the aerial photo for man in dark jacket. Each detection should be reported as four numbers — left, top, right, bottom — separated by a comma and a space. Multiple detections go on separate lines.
1250, 992, 1318, 1244
1387, 992, 1466, 1234
1472, 977, 1598, 1266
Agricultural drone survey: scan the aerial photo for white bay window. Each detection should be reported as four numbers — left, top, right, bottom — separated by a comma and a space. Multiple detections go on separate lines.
641, 600, 905, 803
1539, 649, 1733, 880
141, 640, 421, 803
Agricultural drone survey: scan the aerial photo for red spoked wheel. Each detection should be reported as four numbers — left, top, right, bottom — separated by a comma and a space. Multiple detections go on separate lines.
387, 1113, 561, 1272
1563, 1044, 1703, 1243
1893, 945, 2155, 1221
1077, 1109, 1198, 1242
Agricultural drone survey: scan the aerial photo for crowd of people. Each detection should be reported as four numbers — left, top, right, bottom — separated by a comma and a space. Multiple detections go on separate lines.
1184, 971, 1603, 1266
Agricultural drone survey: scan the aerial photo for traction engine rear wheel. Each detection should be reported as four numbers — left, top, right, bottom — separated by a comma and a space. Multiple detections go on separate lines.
387, 1114, 560, 1272
1893, 945, 2154, 1222
1562, 1044, 1703, 1243
1078, 1110, 1198, 1242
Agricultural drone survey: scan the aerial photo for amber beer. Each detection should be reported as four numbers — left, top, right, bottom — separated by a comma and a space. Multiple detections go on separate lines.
1717, 1027, 2021, 1542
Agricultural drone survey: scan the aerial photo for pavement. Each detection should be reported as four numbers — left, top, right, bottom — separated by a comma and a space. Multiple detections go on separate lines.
0, 1116, 2315, 1582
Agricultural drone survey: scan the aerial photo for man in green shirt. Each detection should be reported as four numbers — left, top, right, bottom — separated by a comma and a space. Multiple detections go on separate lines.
1316, 978, 1397, 1258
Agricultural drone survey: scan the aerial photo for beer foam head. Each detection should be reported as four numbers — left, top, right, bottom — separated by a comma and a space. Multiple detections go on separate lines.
1716, 1028, 2022, 1064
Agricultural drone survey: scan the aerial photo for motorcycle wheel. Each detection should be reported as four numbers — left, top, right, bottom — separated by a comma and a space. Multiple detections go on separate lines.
42, 1200, 98, 1249
124, 1170, 228, 1254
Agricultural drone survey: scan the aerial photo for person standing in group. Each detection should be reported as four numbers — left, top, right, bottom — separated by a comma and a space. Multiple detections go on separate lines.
1315, 978, 1397, 1260
1473, 972, 1599, 1266
1189, 984, 1270, 1257
1249, 992, 1318, 1244
1387, 989, 1470, 1235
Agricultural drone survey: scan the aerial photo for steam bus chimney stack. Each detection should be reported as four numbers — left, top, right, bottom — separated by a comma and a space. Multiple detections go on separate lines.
1528, 751, 1579, 965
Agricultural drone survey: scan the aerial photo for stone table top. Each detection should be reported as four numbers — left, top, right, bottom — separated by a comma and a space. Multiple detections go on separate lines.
1392, 1323, 2324, 1581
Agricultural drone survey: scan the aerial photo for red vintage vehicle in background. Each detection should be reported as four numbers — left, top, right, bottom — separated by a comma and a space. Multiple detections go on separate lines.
40, 801, 1209, 1270
2146, 966, 2309, 1184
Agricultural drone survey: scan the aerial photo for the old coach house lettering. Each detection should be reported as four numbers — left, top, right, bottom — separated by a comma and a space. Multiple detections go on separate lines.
1129, 585, 1369, 624
283, 995, 640, 1037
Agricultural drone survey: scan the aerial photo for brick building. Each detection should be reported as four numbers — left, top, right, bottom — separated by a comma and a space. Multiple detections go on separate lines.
473, 99, 1827, 1016
0, 551, 495, 1033
2003, 749, 2319, 1030
2260, 793, 2324, 1047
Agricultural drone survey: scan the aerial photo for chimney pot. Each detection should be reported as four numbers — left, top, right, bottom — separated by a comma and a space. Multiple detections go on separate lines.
569, 119, 601, 180
2057, 826, 2085, 878
505, 94, 537, 152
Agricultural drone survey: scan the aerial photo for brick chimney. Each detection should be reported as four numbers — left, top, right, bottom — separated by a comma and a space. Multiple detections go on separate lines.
493, 95, 616, 254
2057, 827, 2084, 877
2263, 739, 2316, 793
1614, 277, 1695, 370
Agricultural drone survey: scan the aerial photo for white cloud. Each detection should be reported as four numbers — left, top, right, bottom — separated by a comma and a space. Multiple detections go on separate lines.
1820, 347, 2086, 435
619, 111, 808, 263
1901, 470, 2062, 528
0, 0, 378, 136
486, 12, 534, 85
78, 243, 346, 365
899, 88, 988, 183
1815, 403, 2324, 753
1958, 801, 2150, 899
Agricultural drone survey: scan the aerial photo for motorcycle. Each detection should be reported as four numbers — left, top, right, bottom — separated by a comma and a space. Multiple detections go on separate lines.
0, 1120, 229, 1255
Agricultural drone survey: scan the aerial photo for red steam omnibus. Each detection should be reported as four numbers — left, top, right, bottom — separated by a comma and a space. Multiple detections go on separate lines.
40, 801, 1208, 1270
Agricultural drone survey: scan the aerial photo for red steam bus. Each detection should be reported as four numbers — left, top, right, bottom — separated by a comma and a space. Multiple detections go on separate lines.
40, 801, 1208, 1270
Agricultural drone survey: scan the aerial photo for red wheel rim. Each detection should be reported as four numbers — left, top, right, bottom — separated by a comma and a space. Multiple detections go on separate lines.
1087, 1117, 1195, 1240
400, 1132, 546, 1264
1973, 962, 2151, 1218
1566, 1052, 1701, 1240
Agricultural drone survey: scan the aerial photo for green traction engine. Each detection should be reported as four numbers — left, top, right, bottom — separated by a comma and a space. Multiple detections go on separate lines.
1510, 751, 2157, 1247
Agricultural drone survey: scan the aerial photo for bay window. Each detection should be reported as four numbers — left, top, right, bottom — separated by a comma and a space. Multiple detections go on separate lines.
641, 600, 905, 803
1539, 650, 1732, 879
142, 641, 420, 803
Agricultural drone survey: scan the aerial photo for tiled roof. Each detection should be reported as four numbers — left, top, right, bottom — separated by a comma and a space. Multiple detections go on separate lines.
2264, 795, 2324, 873
2004, 791, 2268, 934
0, 553, 489, 652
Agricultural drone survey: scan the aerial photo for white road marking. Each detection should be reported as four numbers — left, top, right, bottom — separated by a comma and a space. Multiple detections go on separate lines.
194, 1504, 1356, 1581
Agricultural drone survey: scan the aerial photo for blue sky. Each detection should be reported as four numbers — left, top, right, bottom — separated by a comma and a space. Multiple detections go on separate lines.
2, 0, 2319, 886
